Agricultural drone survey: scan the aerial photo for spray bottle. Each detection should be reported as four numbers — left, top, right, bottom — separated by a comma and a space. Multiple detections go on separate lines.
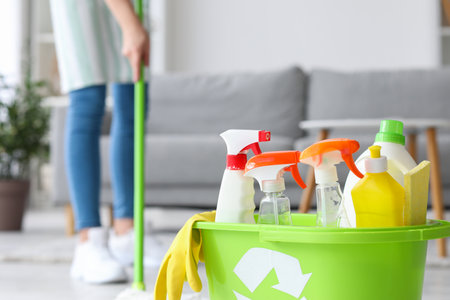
300, 139, 363, 227
244, 151, 306, 225
215, 129, 271, 223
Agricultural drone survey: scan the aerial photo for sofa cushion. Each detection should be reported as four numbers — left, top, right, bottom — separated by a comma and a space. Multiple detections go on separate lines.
307, 68, 450, 123
149, 66, 306, 139
100, 135, 295, 186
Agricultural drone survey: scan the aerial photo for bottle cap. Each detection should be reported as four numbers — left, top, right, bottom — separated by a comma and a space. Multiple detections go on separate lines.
365, 145, 387, 173
375, 120, 405, 145
262, 178, 285, 193
315, 166, 339, 184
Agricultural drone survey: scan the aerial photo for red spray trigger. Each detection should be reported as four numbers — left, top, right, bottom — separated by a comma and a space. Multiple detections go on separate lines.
259, 130, 271, 142
241, 130, 270, 155
242, 143, 262, 155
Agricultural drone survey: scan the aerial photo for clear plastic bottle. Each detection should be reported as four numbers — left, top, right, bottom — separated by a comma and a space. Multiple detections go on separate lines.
258, 191, 292, 225
244, 151, 306, 226
299, 138, 363, 228
316, 182, 343, 227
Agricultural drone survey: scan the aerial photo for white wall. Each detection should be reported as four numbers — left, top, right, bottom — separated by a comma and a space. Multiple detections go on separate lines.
165, 0, 440, 73
0, 1, 23, 82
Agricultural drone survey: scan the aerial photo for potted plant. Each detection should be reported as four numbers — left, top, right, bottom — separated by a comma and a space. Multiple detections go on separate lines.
0, 70, 49, 230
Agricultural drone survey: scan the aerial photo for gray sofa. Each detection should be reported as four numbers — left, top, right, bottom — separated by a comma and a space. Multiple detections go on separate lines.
50, 66, 450, 209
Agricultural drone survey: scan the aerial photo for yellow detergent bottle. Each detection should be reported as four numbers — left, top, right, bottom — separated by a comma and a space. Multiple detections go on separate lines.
351, 145, 405, 227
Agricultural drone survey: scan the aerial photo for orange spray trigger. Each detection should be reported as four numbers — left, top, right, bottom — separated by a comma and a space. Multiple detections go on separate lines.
341, 148, 363, 178
245, 151, 306, 191
300, 138, 363, 184
285, 164, 307, 188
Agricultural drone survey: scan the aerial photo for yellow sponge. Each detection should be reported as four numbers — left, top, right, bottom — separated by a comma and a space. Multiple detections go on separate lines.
405, 161, 431, 226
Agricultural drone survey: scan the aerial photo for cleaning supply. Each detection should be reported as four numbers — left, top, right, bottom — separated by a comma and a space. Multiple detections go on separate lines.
215, 129, 271, 223
300, 139, 363, 227
244, 151, 306, 225
351, 145, 406, 228
154, 211, 216, 300
194, 214, 450, 300
405, 161, 431, 226
342, 120, 417, 227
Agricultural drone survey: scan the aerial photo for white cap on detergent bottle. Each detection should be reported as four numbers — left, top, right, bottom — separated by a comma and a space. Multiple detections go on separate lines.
365, 145, 387, 173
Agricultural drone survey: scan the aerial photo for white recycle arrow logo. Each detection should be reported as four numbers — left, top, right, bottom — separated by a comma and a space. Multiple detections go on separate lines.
233, 248, 312, 299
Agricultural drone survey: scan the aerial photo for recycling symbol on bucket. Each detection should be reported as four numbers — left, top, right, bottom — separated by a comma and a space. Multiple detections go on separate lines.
233, 248, 312, 300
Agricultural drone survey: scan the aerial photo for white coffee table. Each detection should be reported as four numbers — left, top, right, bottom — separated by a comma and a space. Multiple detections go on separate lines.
299, 118, 450, 257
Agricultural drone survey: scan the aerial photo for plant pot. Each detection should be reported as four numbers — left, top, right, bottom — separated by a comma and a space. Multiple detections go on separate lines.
0, 180, 30, 231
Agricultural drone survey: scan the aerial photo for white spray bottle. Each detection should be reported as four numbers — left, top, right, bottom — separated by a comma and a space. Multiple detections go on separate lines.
300, 139, 363, 227
215, 129, 271, 223
244, 151, 306, 225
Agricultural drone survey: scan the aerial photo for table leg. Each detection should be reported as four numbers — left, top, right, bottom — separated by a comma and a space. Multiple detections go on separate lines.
299, 129, 329, 213
65, 203, 75, 236
426, 127, 447, 257
407, 132, 417, 162
107, 203, 114, 227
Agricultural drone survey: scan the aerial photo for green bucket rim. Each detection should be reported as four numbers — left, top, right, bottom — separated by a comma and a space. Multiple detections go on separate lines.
193, 213, 450, 244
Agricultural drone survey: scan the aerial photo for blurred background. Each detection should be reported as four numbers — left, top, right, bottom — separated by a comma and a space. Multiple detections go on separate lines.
1, 0, 449, 211
1, 1, 450, 299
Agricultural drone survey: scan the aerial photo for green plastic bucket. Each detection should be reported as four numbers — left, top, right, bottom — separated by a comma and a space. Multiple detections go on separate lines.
193, 214, 450, 300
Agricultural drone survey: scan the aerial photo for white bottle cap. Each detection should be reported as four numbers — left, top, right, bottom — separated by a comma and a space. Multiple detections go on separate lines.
261, 178, 285, 193
365, 145, 387, 173
314, 165, 338, 185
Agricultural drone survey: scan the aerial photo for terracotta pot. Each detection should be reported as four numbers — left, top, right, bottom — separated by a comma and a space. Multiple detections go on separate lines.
0, 180, 30, 231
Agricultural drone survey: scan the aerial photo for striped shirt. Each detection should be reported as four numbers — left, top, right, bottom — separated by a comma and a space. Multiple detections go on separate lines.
50, 0, 150, 93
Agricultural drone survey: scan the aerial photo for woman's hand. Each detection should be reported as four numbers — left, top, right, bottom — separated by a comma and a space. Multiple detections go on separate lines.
104, 0, 150, 82
122, 24, 150, 82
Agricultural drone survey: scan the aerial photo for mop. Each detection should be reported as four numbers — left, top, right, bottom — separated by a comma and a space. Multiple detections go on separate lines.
115, 0, 151, 298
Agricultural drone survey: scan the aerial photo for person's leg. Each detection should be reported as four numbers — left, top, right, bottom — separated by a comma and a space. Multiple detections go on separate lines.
66, 85, 127, 283
109, 83, 148, 235
66, 85, 106, 240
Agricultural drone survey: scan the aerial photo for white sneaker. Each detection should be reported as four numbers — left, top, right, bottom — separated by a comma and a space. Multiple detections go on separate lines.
109, 229, 134, 266
70, 227, 127, 284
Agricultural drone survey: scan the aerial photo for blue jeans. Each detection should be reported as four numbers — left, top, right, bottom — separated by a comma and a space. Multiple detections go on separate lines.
66, 83, 148, 230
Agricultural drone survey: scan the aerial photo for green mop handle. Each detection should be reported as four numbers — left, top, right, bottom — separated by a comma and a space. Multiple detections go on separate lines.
133, 0, 146, 292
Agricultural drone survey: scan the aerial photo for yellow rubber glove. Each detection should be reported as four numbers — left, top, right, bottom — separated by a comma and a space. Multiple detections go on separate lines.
154, 211, 215, 300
